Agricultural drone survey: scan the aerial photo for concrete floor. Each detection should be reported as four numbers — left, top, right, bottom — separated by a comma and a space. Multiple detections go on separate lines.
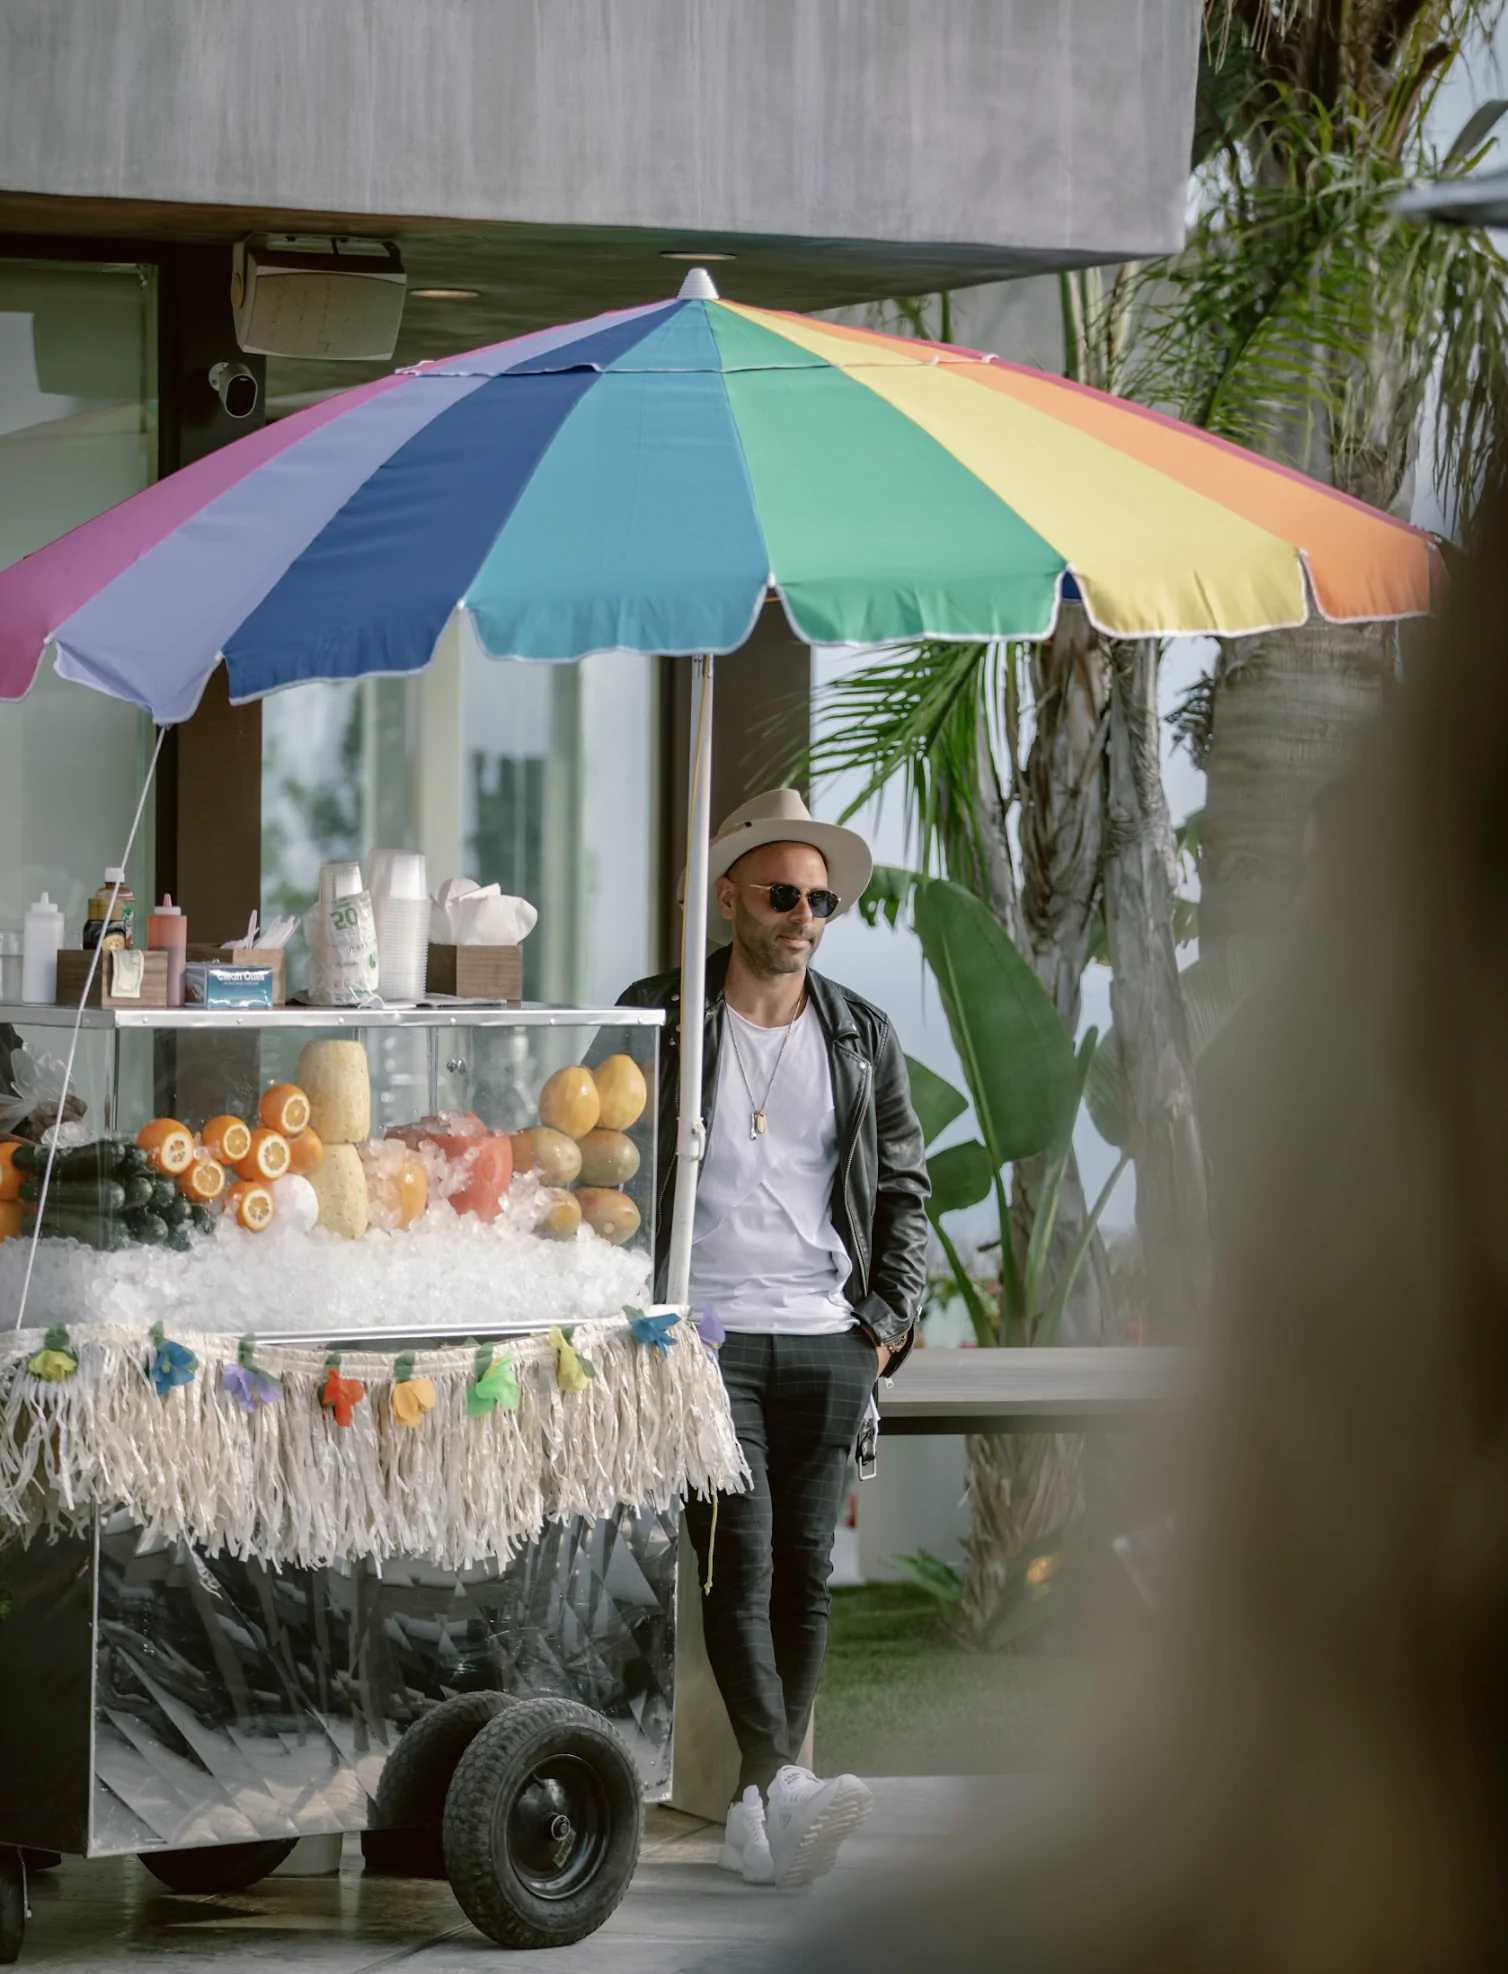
7, 1778, 1039, 1970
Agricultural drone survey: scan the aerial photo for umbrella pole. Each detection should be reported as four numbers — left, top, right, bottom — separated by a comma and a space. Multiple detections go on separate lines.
665, 653, 713, 1313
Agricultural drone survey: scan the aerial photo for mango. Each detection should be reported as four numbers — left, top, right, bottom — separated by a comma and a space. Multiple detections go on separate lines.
538, 1065, 601, 1140
510, 1126, 583, 1188
535, 1188, 582, 1241
575, 1128, 640, 1187
576, 1186, 641, 1247
592, 1054, 647, 1131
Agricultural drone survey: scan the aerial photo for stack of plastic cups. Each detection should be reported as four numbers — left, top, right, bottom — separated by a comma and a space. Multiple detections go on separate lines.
369, 851, 429, 1002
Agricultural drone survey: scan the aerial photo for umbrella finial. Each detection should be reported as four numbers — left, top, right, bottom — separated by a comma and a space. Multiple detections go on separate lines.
677, 266, 719, 300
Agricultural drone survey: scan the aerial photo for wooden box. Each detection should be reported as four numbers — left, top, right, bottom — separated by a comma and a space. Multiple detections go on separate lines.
186, 944, 287, 1005
426, 943, 523, 1002
56, 948, 169, 1009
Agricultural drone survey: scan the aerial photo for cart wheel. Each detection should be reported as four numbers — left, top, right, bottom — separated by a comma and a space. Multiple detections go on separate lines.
139, 1839, 296, 1894
0, 1849, 25, 1965
361, 1691, 510, 1878
442, 1697, 642, 1950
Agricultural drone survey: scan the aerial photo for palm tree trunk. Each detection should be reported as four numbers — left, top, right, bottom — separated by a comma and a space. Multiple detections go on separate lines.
1013, 608, 1117, 1345
1201, 622, 1392, 951
1103, 638, 1210, 1337
952, 1429, 1083, 1650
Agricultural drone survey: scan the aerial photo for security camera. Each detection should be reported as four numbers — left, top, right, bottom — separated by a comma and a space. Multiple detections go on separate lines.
209, 361, 259, 420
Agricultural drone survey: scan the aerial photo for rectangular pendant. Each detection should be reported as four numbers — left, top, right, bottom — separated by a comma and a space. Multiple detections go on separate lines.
752, 1110, 767, 1137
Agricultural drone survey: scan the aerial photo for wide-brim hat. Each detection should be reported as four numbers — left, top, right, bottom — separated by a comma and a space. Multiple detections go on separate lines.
683, 787, 873, 947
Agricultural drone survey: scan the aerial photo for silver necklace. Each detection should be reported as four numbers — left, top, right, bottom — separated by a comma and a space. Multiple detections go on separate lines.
725, 993, 805, 1139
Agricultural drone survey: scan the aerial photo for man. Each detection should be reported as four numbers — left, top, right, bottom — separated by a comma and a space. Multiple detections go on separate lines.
619, 788, 930, 1888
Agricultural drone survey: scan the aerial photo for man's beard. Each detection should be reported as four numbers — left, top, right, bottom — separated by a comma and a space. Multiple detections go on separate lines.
732, 903, 819, 977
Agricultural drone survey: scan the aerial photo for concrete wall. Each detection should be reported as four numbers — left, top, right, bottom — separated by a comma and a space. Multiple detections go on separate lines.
1, 0, 1199, 258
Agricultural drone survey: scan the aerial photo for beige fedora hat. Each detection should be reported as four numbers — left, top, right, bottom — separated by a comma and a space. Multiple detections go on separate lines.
686, 787, 874, 947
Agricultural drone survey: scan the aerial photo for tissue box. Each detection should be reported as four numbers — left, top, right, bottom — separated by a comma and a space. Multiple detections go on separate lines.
186, 944, 286, 1005
184, 963, 274, 1009
426, 944, 522, 1001
55, 949, 168, 1009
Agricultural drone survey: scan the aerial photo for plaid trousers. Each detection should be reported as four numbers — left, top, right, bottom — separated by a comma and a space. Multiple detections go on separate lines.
684, 1328, 879, 1800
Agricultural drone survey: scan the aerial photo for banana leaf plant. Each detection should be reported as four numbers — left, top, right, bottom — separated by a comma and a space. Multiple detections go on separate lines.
907, 877, 1129, 1348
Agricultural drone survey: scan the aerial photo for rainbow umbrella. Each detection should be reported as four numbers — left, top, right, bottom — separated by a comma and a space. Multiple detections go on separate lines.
0, 270, 1443, 1307
0, 272, 1440, 723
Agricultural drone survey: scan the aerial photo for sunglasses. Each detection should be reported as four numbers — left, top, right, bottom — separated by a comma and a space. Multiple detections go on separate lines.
738, 881, 842, 920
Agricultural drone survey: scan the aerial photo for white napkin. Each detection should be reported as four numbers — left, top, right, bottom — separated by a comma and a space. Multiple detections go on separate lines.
429, 877, 537, 946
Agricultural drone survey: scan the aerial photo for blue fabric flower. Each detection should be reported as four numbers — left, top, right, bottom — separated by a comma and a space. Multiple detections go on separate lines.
149, 1333, 198, 1399
628, 1308, 681, 1357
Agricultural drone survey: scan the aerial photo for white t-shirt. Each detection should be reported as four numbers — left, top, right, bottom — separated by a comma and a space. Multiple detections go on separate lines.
689, 1002, 854, 1335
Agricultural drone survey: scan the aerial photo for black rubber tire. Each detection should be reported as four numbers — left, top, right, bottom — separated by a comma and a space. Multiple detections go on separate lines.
0, 1849, 23, 1966
442, 1697, 642, 1950
138, 1838, 296, 1894
361, 1691, 510, 1879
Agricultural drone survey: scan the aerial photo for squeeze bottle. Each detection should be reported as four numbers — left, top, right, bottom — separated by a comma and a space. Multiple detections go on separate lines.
148, 895, 188, 1007
22, 894, 64, 1003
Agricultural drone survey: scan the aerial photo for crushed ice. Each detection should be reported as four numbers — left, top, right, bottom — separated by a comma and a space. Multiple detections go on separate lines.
0, 1181, 651, 1337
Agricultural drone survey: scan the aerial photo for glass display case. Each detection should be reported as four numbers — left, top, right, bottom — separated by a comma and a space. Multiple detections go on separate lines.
0, 1003, 662, 1341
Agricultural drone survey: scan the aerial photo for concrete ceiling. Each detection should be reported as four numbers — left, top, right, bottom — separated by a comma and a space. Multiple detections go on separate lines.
0, 188, 1116, 407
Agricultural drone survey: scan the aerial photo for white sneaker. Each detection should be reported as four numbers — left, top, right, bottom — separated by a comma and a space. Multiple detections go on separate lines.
717, 1785, 775, 1884
764, 1764, 873, 1886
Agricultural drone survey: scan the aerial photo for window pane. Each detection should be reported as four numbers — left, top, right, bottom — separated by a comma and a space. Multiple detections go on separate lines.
0, 261, 158, 940
262, 624, 657, 1009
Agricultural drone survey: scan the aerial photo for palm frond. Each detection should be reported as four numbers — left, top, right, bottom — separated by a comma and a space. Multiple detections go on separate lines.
802, 640, 1012, 893
1122, 76, 1508, 514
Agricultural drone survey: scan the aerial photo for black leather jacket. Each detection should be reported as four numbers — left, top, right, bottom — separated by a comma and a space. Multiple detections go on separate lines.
618, 949, 930, 1371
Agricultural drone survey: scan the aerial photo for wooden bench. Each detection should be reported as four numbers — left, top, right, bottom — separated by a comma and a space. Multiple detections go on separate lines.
877, 1346, 1190, 1436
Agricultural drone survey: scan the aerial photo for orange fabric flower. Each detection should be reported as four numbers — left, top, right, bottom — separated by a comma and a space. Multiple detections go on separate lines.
392, 1376, 437, 1427
321, 1365, 366, 1427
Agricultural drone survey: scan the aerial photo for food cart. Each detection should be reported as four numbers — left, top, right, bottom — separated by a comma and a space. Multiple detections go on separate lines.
0, 999, 745, 1958
0, 264, 1443, 1961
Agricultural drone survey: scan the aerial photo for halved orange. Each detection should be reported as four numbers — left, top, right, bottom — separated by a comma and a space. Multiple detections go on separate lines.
0, 1198, 24, 1241
0, 1142, 24, 1203
286, 1125, 324, 1176
235, 1128, 290, 1183
137, 1118, 195, 1175
225, 1179, 274, 1232
178, 1158, 227, 1203
259, 1083, 310, 1137
201, 1115, 252, 1166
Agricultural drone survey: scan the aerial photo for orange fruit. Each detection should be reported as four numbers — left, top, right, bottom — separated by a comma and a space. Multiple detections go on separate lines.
396, 1152, 428, 1227
235, 1128, 290, 1183
137, 1117, 195, 1175
0, 1142, 24, 1203
286, 1125, 324, 1176
225, 1180, 275, 1232
200, 1115, 252, 1166
178, 1158, 227, 1203
259, 1083, 310, 1136
0, 1198, 24, 1240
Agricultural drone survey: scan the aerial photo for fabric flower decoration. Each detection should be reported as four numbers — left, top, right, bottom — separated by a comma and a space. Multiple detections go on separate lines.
28, 1323, 77, 1383
549, 1325, 594, 1394
389, 1348, 437, 1428
222, 1363, 281, 1413
467, 1347, 520, 1419
321, 1359, 366, 1428
148, 1321, 197, 1399
695, 1305, 726, 1365
628, 1308, 680, 1357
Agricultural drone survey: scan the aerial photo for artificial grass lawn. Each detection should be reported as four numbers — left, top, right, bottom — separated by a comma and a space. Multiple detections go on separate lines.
814, 1582, 1102, 1777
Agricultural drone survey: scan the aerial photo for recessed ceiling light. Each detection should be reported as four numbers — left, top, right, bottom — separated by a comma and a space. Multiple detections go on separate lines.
412, 287, 481, 299
660, 251, 737, 263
